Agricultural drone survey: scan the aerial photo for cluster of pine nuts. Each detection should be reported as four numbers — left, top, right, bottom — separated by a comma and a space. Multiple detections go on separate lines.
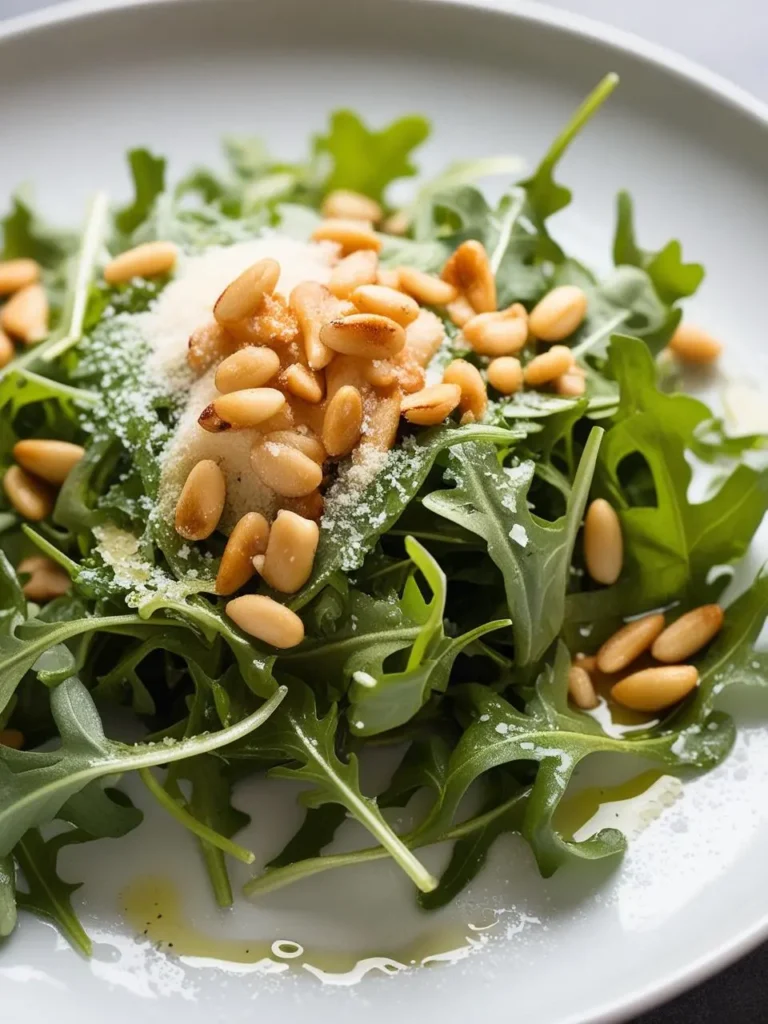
2, 439, 85, 523
568, 604, 724, 713
0, 258, 49, 364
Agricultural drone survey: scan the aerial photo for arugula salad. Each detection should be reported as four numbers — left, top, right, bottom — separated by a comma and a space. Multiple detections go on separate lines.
0, 73, 766, 957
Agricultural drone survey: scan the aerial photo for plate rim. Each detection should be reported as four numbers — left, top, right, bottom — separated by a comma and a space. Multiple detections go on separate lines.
0, 1, 766, 1022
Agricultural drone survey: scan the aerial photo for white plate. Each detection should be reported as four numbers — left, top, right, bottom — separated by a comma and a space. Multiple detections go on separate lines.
1, 2, 767, 1022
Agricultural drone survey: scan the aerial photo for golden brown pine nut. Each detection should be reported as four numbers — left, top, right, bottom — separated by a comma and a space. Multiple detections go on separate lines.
104, 241, 178, 285
289, 281, 340, 370
0, 258, 40, 296
320, 313, 405, 360
257, 510, 320, 594
383, 210, 410, 236
463, 311, 528, 356
0, 729, 24, 749
1, 284, 48, 343
651, 605, 724, 663
328, 250, 379, 299
568, 665, 599, 709
323, 385, 364, 456
227, 293, 300, 350
311, 218, 382, 255
215, 512, 269, 596
529, 285, 587, 342
13, 439, 85, 486
397, 266, 457, 306
363, 359, 397, 388
322, 189, 383, 223
391, 348, 426, 394
281, 363, 324, 404
596, 613, 666, 674
202, 388, 285, 431
213, 258, 280, 326
446, 295, 476, 328
214, 347, 279, 392
555, 370, 587, 397
487, 356, 523, 395
0, 328, 14, 368
377, 267, 401, 290
225, 594, 305, 648
17, 555, 71, 601
524, 345, 575, 387
325, 353, 370, 401
251, 439, 323, 497
611, 665, 699, 712
400, 383, 461, 425
3, 465, 54, 521
442, 359, 487, 423
583, 498, 623, 585
363, 387, 401, 450
281, 489, 325, 521
351, 284, 420, 327
174, 460, 226, 540
668, 323, 722, 365
404, 309, 444, 367
264, 430, 326, 465
188, 321, 236, 372
441, 240, 496, 314
574, 653, 597, 673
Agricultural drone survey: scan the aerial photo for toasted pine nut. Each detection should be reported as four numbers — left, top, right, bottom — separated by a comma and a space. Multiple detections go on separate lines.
174, 460, 226, 540
225, 594, 304, 648
324, 354, 369, 401
391, 347, 426, 394
104, 241, 177, 285
188, 321, 236, 372
364, 359, 397, 388
555, 370, 587, 397
651, 605, 724, 663
17, 555, 71, 601
311, 218, 382, 256
441, 240, 496, 314
264, 430, 326, 464
281, 489, 324, 521
443, 359, 487, 423
574, 653, 597, 673
203, 388, 285, 430
383, 210, 411, 236
0, 729, 23, 749
328, 250, 379, 299
281, 363, 324, 404
568, 665, 598, 709
213, 258, 280, 326
377, 267, 401, 290
323, 385, 364, 456
446, 295, 476, 328
668, 324, 722, 365
611, 665, 699, 712
322, 189, 383, 224
404, 309, 445, 367
0, 258, 40, 296
1, 284, 48, 343
215, 512, 269, 596
257, 510, 320, 594
213, 347, 279, 393
487, 356, 523, 395
320, 313, 405, 360
351, 284, 420, 327
3, 465, 54, 520
597, 613, 666, 674
400, 383, 461, 426
251, 439, 323, 497
529, 285, 587, 342
363, 387, 401, 450
0, 329, 14, 368
13, 439, 85, 486
524, 345, 574, 387
464, 311, 528, 356
398, 266, 457, 306
227, 293, 299, 349
583, 498, 623, 585
289, 281, 339, 370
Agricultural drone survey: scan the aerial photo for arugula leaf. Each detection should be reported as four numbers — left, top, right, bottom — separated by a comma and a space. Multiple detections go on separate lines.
378, 735, 452, 809
0, 854, 15, 938
1, 192, 75, 266
114, 149, 166, 237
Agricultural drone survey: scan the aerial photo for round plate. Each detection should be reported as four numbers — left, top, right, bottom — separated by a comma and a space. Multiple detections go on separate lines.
1, 2, 767, 1023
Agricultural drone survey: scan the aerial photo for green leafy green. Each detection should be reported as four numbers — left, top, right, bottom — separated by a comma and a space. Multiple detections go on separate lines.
115, 149, 167, 237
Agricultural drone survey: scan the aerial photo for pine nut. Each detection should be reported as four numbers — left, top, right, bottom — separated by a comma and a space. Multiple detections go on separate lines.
215, 512, 269, 596
651, 605, 724, 663
1, 284, 48, 343
104, 241, 178, 285
17, 555, 71, 602
257, 509, 320, 594
290, 281, 339, 370
0, 258, 40, 296
400, 383, 461, 425
322, 189, 383, 224
201, 388, 286, 431
212, 347, 279, 392
574, 653, 597, 673
524, 345, 574, 387
364, 359, 397, 388
391, 348, 426, 394
596, 613, 666, 674
0, 329, 14, 368
568, 665, 598, 709
529, 286, 587, 342
443, 359, 487, 423
311, 218, 382, 255
377, 267, 402, 290
227, 293, 299, 349
404, 309, 445, 367
464, 310, 528, 356
363, 387, 401, 450
174, 460, 226, 540
213, 258, 280, 326
447, 295, 476, 328
441, 240, 496, 314
320, 313, 405, 360
611, 665, 699, 712
251, 439, 323, 497
280, 489, 325, 521
487, 356, 523, 395
398, 266, 457, 306
328, 250, 379, 299
555, 370, 587, 397
383, 210, 410, 236
325, 354, 369, 401
3, 465, 55, 520
264, 430, 326, 465
281, 363, 324, 404
668, 323, 722, 365
583, 498, 623, 585
188, 321, 236, 372
13, 439, 85, 486
0, 729, 23, 749
225, 594, 304, 648
323, 385, 364, 456
351, 284, 420, 327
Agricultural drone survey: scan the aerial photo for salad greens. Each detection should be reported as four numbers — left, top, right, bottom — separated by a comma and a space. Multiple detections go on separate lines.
0, 74, 766, 958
